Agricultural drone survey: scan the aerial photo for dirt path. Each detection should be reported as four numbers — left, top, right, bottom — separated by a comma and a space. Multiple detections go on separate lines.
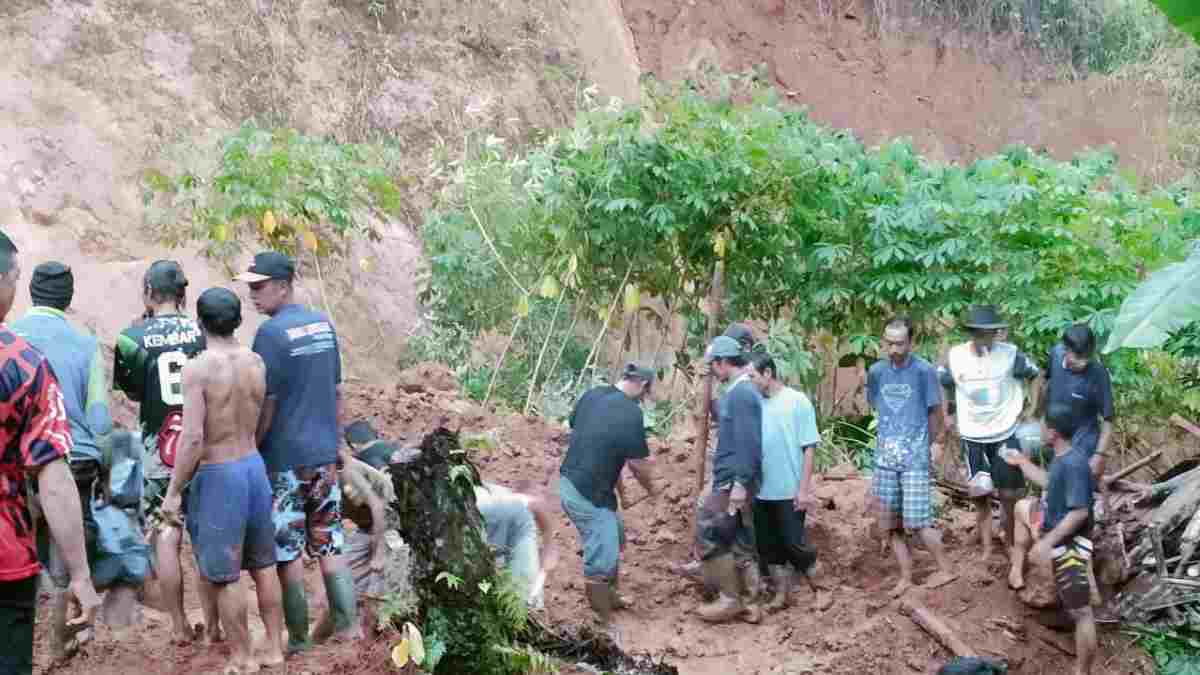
37, 374, 1153, 674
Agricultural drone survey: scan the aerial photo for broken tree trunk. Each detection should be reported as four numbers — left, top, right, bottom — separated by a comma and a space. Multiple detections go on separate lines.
1172, 506, 1200, 577
1130, 476, 1200, 564
899, 597, 976, 657
386, 428, 678, 675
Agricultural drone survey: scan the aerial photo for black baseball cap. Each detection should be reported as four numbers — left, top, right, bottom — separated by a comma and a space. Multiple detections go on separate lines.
145, 260, 188, 295
234, 251, 295, 283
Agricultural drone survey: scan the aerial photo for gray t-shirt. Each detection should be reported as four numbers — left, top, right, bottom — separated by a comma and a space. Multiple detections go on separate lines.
475, 483, 535, 555
867, 356, 942, 471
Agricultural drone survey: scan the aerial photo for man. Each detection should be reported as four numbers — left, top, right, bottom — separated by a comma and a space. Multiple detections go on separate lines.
867, 317, 957, 598
694, 336, 763, 623
747, 353, 820, 611
1002, 406, 1098, 675
160, 288, 284, 672
939, 305, 1040, 562
236, 251, 358, 651
476, 480, 559, 609
559, 363, 657, 643
1041, 324, 1114, 480
12, 262, 148, 661
113, 259, 212, 642
0, 233, 101, 674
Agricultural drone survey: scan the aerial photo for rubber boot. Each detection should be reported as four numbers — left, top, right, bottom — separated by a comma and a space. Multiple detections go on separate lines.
696, 555, 744, 623
764, 565, 793, 613
739, 562, 763, 623
324, 570, 361, 639
585, 580, 621, 646
282, 583, 311, 654
610, 572, 631, 610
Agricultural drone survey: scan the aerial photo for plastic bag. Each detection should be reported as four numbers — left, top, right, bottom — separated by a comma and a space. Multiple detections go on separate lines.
938, 657, 1008, 675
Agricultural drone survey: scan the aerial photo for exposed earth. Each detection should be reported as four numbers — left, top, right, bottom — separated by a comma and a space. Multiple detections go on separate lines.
39, 366, 1154, 675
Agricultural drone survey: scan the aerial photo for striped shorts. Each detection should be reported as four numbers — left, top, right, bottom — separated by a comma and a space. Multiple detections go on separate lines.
871, 466, 932, 531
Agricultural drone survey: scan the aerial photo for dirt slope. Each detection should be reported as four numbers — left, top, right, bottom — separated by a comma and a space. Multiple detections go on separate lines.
622, 0, 1179, 182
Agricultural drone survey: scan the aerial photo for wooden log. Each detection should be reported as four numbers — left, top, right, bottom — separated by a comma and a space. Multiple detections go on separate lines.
898, 597, 975, 657
1028, 624, 1076, 656
1172, 506, 1200, 576
693, 260, 723, 495
1104, 449, 1166, 484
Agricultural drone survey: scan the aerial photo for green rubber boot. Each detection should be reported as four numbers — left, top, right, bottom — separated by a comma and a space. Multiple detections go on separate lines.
324, 570, 362, 639
282, 582, 311, 654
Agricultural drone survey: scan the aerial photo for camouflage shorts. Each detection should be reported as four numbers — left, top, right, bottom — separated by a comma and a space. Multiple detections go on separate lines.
269, 464, 344, 563
695, 485, 758, 564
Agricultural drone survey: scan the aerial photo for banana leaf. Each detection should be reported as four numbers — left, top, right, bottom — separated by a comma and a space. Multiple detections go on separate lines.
1104, 241, 1200, 353
1150, 0, 1200, 44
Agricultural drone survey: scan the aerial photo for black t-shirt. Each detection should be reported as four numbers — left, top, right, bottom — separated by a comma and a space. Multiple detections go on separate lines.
1045, 344, 1114, 456
1042, 445, 1094, 538
560, 385, 650, 510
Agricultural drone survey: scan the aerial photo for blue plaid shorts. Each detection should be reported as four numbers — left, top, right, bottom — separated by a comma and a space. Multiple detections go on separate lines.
871, 466, 932, 531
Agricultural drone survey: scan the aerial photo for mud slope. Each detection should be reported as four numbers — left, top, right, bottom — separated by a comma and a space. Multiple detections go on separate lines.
0, 0, 638, 379
622, 0, 1177, 181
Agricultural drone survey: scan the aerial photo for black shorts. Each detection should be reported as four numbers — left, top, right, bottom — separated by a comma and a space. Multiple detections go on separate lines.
0, 576, 39, 675
962, 435, 1026, 499
752, 499, 815, 573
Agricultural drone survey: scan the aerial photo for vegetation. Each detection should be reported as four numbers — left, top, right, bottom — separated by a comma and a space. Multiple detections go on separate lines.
424, 73, 1200, 430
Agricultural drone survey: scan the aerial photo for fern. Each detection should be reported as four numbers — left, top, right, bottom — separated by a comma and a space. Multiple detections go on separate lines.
490, 644, 559, 674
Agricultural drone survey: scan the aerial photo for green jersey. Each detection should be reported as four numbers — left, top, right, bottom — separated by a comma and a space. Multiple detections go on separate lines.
114, 314, 206, 478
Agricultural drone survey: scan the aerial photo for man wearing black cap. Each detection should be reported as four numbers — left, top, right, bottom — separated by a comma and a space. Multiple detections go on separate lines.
559, 363, 658, 644
938, 305, 1040, 565
113, 260, 211, 642
0, 234, 101, 674
12, 262, 147, 660
236, 251, 358, 650
158, 288, 284, 671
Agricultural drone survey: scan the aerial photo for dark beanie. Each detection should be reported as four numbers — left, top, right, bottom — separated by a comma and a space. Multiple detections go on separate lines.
30, 262, 74, 310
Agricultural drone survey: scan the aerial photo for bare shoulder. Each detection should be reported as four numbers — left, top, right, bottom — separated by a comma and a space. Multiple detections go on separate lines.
184, 351, 216, 376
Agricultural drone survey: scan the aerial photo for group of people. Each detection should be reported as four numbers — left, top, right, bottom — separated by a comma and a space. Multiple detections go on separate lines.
557, 306, 1112, 675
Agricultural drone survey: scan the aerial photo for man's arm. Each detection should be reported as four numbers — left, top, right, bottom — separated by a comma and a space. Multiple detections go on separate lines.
1015, 351, 1041, 418
85, 343, 112, 439
252, 328, 279, 447
794, 396, 820, 508
1094, 366, 1117, 479
1004, 452, 1049, 489
729, 387, 763, 509
28, 367, 100, 624
524, 495, 560, 572
628, 458, 656, 497
1038, 508, 1088, 551
166, 363, 206, 503
256, 397, 276, 448
343, 462, 388, 568
1093, 419, 1114, 479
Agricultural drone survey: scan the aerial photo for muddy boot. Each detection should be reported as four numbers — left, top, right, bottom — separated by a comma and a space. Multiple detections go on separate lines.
585, 580, 621, 646
764, 565, 793, 613
610, 575, 632, 610
696, 555, 744, 624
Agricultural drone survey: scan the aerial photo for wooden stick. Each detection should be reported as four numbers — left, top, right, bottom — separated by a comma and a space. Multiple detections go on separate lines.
523, 289, 567, 414
483, 314, 523, 406
1103, 448, 1166, 484
898, 597, 975, 657
1153, 529, 1169, 579
1030, 625, 1076, 656
1171, 414, 1200, 440
694, 260, 724, 494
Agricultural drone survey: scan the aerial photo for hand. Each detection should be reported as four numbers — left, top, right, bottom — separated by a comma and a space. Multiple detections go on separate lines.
793, 488, 815, 512
66, 577, 102, 628
159, 492, 184, 529
999, 448, 1024, 467
728, 483, 747, 515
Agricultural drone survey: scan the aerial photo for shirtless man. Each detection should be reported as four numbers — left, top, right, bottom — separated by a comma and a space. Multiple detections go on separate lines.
160, 288, 284, 672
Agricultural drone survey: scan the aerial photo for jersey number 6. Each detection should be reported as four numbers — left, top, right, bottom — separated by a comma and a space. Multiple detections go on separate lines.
157, 351, 189, 407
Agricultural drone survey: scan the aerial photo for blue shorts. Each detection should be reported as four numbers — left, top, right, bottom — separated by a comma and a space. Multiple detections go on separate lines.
560, 477, 623, 580
186, 453, 276, 584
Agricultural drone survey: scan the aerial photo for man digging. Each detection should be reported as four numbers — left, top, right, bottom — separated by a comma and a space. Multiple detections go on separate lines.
160, 288, 284, 672
867, 317, 957, 598
560, 363, 658, 644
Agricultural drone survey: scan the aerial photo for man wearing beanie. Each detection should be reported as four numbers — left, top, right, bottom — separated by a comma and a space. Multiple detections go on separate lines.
236, 251, 359, 650
13, 262, 148, 662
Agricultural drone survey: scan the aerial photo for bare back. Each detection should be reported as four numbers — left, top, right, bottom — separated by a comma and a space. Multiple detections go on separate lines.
182, 344, 266, 465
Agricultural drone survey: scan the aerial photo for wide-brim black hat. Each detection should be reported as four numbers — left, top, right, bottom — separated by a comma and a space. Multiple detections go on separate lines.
963, 305, 1008, 330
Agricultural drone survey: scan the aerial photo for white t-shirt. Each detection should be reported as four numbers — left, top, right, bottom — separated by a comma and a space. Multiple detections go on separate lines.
942, 342, 1040, 444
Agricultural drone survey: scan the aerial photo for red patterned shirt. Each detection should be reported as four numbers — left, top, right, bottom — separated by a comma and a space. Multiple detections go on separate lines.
0, 327, 72, 581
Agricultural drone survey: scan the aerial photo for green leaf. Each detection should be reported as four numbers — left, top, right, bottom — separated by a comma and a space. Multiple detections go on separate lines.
1150, 0, 1200, 44
1104, 242, 1200, 353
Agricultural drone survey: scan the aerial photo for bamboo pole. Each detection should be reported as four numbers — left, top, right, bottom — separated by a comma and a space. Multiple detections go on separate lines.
694, 259, 725, 494
484, 314, 524, 407
523, 290, 568, 414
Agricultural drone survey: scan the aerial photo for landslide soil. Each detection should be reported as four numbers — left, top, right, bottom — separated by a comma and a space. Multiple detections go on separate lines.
40, 367, 1153, 675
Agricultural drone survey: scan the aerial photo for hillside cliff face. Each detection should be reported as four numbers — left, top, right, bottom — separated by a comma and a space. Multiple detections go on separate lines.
0, 0, 1176, 381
